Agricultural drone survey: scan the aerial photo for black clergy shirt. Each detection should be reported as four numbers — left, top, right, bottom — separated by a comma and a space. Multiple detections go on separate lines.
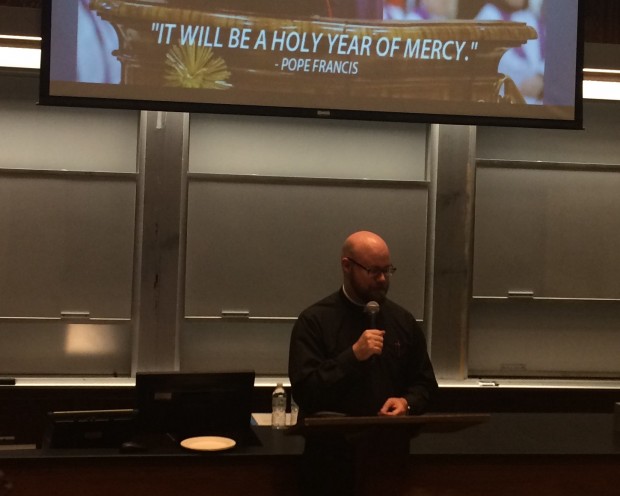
288, 289, 437, 417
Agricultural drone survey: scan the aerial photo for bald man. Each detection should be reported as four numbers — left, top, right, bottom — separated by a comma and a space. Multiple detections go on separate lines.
288, 231, 437, 495
288, 231, 437, 419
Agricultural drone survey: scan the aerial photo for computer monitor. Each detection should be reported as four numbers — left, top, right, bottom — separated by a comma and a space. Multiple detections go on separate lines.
134, 370, 257, 446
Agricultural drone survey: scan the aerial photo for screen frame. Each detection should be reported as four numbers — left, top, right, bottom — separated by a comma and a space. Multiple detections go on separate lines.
38, 0, 585, 130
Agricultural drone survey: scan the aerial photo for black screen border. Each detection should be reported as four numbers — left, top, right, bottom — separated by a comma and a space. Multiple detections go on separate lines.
38, 0, 584, 130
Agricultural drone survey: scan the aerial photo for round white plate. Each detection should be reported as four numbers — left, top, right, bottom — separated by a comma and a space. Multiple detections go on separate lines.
180, 436, 236, 452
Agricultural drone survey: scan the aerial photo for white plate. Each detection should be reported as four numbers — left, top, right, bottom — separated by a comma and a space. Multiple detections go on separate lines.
180, 436, 236, 452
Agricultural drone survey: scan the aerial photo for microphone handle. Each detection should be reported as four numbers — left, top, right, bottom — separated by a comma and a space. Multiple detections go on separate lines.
369, 313, 377, 329
370, 315, 379, 365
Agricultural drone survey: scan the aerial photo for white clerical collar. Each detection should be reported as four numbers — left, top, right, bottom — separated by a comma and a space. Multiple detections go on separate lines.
342, 285, 365, 307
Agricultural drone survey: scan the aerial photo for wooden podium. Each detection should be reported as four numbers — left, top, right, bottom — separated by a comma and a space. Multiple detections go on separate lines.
293, 413, 489, 496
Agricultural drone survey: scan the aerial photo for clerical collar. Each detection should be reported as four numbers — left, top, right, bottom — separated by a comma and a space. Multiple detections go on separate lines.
341, 285, 365, 307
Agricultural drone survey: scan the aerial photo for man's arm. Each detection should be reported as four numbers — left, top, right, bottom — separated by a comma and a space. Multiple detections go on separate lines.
288, 314, 363, 414
402, 322, 438, 415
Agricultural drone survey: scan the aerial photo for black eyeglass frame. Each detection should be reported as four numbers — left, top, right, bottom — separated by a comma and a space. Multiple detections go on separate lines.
345, 257, 397, 277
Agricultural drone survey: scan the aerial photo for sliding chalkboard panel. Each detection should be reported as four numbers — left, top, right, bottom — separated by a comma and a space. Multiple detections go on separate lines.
185, 177, 429, 318
473, 163, 620, 299
0, 173, 136, 318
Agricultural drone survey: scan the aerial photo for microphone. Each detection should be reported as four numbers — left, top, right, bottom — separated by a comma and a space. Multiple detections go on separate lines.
364, 300, 380, 328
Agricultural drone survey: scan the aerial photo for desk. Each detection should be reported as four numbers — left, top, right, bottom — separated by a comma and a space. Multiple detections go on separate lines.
1, 414, 619, 496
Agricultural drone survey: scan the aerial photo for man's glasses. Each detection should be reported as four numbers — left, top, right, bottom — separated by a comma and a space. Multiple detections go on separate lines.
346, 257, 397, 278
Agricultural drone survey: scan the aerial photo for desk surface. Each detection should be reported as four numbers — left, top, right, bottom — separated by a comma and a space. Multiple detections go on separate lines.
1, 413, 618, 460
412, 412, 620, 455
1, 415, 619, 496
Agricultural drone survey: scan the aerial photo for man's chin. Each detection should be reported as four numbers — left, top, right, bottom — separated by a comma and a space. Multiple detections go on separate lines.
368, 289, 388, 303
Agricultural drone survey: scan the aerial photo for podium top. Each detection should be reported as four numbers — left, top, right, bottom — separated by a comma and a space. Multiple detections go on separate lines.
298, 413, 490, 435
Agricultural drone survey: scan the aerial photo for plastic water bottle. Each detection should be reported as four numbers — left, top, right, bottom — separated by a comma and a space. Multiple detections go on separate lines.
290, 398, 299, 426
271, 383, 287, 429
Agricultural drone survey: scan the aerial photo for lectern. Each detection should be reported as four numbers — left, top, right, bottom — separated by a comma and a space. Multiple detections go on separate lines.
293, 413, 489, 496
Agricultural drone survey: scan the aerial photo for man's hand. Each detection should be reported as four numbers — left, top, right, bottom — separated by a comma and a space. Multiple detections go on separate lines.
352, 329, 385, 361
379, 397, 409, 416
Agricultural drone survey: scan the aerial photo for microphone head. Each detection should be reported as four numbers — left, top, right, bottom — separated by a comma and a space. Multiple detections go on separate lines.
364, 300, 380, 315
364, 301, 380, 328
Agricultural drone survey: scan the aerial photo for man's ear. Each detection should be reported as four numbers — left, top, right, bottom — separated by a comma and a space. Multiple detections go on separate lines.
341, 257, 351, 273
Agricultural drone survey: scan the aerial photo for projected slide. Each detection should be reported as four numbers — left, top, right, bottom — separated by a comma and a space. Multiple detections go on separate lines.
43, 0, 581, 125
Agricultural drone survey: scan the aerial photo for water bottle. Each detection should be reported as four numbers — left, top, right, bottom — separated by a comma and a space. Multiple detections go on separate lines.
290, 398, 299, 426
271, 383, 287, 429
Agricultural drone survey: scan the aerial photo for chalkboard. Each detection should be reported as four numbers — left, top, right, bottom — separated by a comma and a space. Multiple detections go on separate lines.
185, 177, 429, 318
0, 173, 136, 318
473, 163, 620, 299
188, 113, 428, 181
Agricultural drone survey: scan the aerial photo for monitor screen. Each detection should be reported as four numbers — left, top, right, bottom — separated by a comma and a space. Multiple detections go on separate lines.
134, 370, 257, 445
39, 0, 583, 128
